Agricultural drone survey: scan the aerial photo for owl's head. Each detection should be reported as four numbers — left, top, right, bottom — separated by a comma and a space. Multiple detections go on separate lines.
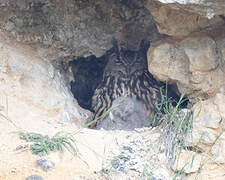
104, 39, 150, 79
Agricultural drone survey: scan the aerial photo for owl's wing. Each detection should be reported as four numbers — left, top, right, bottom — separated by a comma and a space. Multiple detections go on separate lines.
90, 86, 112, 128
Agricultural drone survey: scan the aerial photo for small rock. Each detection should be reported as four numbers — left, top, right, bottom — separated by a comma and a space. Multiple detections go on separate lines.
72, 175, 90, 180
150, 177, 161, 180
10, 168, 16, 173
26, 175, 43, 180
37, 158, 55, 172
172, 150, 201, 174
190, 98, 222, 145
211, 137, 225, 163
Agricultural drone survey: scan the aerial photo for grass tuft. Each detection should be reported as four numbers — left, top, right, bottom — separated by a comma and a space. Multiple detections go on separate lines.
19, 131, 78, 156
154, 86, 192, 167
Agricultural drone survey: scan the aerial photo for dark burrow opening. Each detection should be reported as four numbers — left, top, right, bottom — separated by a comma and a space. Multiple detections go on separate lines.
69, 40, 189, 130
69, 55, 107, 110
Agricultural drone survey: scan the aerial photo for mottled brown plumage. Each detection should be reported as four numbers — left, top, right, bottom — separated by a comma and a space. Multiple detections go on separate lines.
91, 39, 161, 127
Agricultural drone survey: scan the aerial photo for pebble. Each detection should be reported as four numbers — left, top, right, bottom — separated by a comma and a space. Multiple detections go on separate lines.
36, 158, 55, 172
26, 175, 43, 180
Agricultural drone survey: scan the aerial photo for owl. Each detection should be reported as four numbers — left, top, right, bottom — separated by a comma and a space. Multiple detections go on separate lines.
90, 39, 161, 128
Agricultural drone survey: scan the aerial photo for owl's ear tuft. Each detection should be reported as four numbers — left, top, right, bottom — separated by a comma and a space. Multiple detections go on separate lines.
111, 37, 119, 52
110, 37, 120, 57
106, 38, 119, 56
111, 37, 118, 47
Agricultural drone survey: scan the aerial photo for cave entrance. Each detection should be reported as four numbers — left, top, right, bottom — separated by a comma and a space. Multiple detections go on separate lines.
68, 43, 188, 130
69, 55, 107, 111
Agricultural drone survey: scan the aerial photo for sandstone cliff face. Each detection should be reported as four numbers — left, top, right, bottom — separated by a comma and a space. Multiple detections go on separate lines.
148, 28, 225, 100
0, 0, 162, 59
0, 30, 90, 129
153, 0, 225, 18
147, 24, 225, 180
0, 0, 225, 179
146, 0, 224, 36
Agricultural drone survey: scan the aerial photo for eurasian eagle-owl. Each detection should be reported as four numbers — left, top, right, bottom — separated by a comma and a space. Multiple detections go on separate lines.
91, 39, 161, 127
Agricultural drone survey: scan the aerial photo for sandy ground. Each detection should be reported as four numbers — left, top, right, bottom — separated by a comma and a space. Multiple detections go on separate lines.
0, 113, 113, 180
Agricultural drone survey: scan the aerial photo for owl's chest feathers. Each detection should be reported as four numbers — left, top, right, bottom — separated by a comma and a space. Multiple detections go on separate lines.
102, 75, 137, 98
101, 71, 155, 101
